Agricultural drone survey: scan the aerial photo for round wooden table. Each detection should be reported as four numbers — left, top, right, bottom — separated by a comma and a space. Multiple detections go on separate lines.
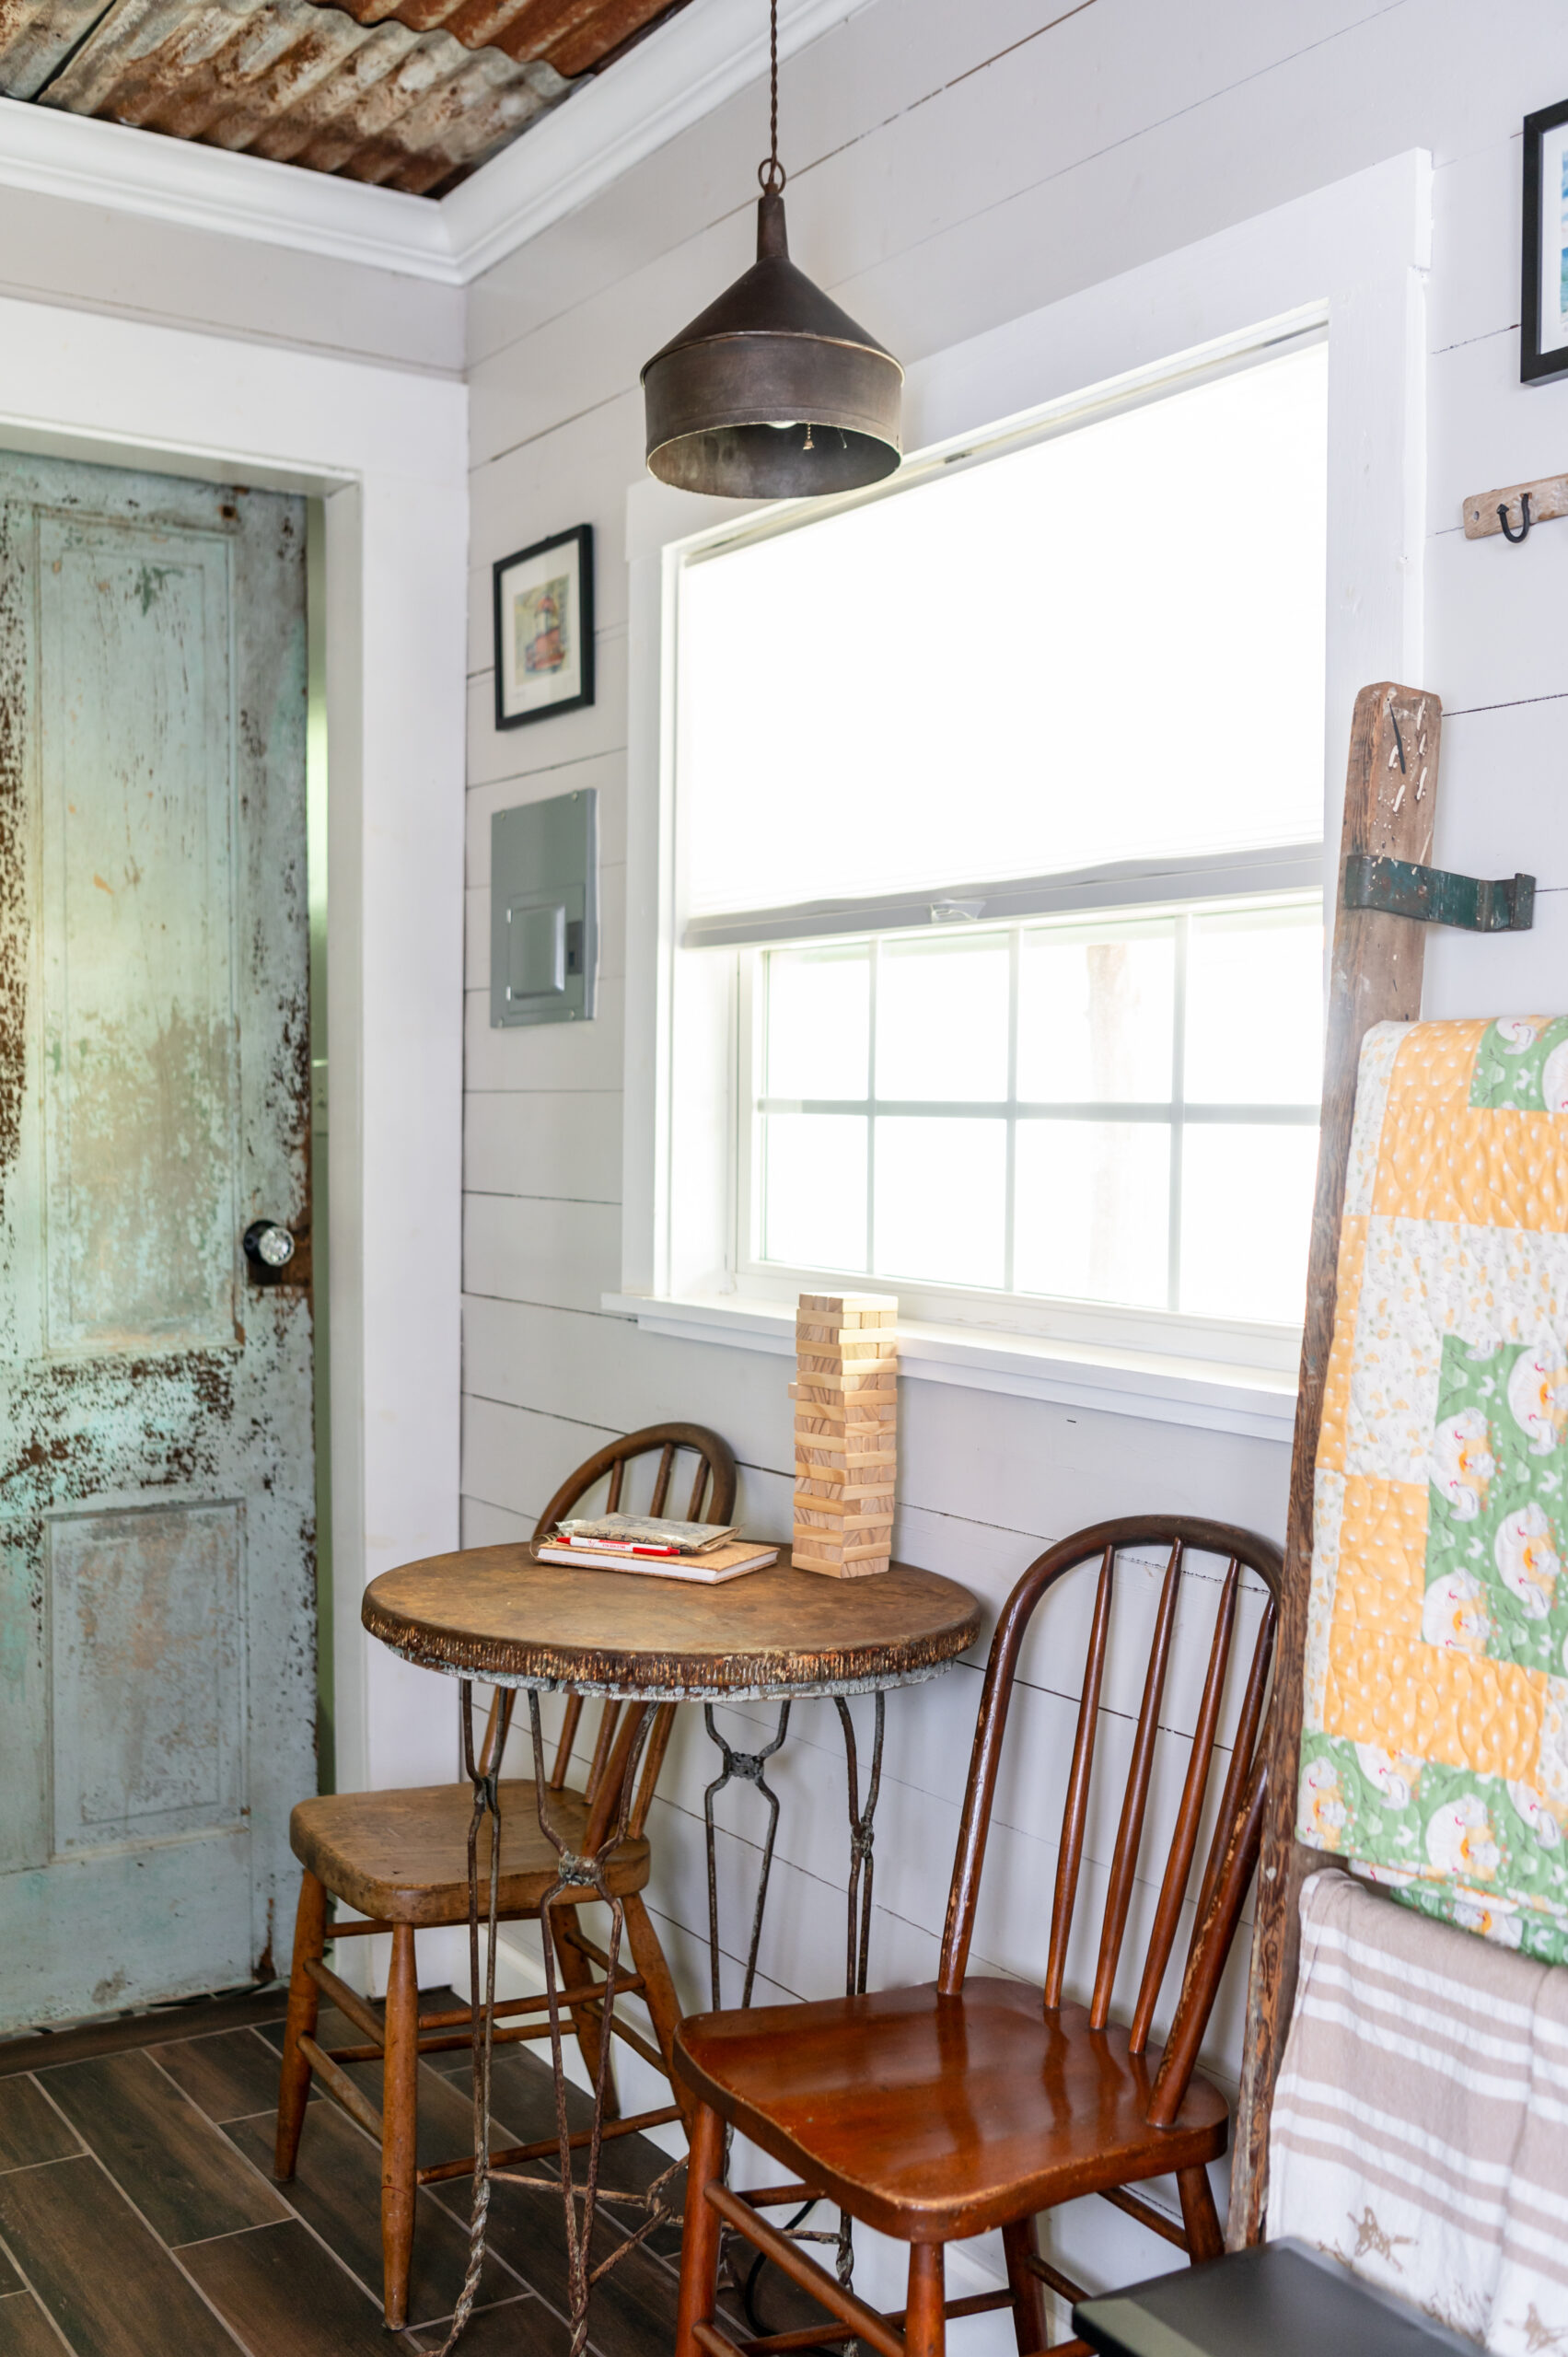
363, 1542, 979, 1701
361, 1544, 980, 2351
363, 1540, 980, 2003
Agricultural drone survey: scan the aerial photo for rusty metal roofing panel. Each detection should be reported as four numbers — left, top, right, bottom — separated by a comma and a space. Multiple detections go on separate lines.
321, 0, 683, 77
0, 0, 685, 192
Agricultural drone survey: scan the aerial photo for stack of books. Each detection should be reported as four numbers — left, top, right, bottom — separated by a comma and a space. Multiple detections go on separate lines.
535, 1514, 779, 1585
791, 1292, 898, 1578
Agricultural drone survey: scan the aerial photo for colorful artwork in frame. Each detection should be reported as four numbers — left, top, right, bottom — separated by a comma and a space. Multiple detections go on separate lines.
1522, 100, 1568, 383
493, 524, 595, 728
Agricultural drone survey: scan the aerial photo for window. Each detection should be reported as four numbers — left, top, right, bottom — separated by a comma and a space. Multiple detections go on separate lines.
671, 336, 1329, 1353
751, 899, 1322, 1327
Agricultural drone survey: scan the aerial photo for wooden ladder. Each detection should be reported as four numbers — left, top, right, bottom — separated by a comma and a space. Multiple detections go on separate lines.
1228, 679, 1444, 2243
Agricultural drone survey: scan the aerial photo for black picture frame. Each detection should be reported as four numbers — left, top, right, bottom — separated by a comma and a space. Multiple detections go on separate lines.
1522, 99, 1568, 383
493, 523, 595, 730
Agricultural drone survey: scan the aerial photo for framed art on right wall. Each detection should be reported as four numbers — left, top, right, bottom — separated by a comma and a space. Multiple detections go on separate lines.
1523, 99, 1568, 382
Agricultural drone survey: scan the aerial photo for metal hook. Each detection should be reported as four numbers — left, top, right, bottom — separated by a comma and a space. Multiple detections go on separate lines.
1499, 491, 1532, 543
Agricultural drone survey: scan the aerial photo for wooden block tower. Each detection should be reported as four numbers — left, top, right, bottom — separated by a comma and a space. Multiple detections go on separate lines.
790, 1292, 898, 1578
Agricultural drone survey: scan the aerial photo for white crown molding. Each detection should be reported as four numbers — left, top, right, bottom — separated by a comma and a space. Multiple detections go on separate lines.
0, 95, 459, 282
0, 0, 876, 290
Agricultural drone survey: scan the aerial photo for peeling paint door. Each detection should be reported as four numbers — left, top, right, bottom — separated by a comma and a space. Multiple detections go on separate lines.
0, 451, 316, 2030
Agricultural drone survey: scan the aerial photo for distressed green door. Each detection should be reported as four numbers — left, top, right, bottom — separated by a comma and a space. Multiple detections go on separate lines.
0, 452, 316, 2030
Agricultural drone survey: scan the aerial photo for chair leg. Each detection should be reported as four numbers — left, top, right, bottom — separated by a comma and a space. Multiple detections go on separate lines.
273, 1870, 325, 2183
552, 1899, 620, 2119
906, 2244, 946, 2357
621, 1890, 695, 2128
381, 1924, 420, 2330
1176, 2164, 1224, 2263
1002, 2215, 1048, 2355
674, 2100, 726, 2357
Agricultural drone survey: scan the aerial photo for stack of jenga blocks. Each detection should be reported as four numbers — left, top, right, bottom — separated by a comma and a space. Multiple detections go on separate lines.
790, 1292, 898, 1578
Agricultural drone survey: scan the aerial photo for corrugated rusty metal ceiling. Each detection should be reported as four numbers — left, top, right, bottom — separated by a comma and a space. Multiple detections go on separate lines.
0, 0, 685, 194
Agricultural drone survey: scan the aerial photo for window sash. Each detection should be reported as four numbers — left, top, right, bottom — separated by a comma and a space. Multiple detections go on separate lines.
684, 842, 1323, 951
736, 891, 1322, 1327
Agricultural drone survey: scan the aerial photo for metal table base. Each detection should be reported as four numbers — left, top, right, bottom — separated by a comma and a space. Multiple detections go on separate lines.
702, 1692, 887, 2323
436, 1683, 892, 2357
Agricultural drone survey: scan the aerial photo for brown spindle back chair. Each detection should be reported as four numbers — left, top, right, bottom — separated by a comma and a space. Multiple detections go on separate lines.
673, 1513, 1283, 2357
274, 1421, 737, 2328
477, 1420, 738, 1820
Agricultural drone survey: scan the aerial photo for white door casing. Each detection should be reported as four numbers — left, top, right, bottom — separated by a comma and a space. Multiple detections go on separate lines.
0, 289, 469, 1953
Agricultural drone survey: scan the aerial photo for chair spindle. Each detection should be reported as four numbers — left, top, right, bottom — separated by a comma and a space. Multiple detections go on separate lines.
685, 1457, 711, 1521
583, 1702, 651, 1856
606, 1458, 625, 1511
551, 1693, 585, 1789
1193, 1596, 1275, 1927
586, 1700, 622, 1804
629, 1703, 678, 1839
1044, 1547, 1115, 2011
1146, 1754, 1269, 2129
476, 1688, 516, 1779
648, 1441, 677, 1515
1089, 1541, 1183, 2030
1128, 1557, 1239, 2053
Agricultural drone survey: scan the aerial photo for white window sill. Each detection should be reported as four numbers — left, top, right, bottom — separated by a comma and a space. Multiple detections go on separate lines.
600, 1292, 1298, 1442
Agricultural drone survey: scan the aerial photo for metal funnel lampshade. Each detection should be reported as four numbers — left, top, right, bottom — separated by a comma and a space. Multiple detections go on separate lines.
640, 3, 902, 498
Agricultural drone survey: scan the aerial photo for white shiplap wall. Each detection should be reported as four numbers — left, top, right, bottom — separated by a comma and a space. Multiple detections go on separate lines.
458, 0, 1568, 2318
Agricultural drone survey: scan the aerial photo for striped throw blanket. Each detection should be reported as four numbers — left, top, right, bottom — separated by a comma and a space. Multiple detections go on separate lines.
1269, 1871, 1568, 2351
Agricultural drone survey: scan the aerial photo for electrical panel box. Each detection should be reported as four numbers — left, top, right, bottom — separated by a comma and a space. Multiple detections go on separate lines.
489, 788, 598, 1028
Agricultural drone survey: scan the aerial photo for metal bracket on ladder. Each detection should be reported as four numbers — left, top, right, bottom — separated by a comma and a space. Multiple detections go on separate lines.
1342, 853, 1535, 933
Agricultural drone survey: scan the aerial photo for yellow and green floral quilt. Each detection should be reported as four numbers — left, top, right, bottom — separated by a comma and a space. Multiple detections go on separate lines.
1297, 1016, 1568, 1959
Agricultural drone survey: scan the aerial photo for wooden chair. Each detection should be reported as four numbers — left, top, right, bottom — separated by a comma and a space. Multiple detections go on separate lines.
673, 1513, 1283, 2357
273, 1421, 738, 2329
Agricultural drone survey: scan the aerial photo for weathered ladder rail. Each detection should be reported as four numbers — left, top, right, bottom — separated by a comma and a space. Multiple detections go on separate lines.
1228, 680, 1442, 2246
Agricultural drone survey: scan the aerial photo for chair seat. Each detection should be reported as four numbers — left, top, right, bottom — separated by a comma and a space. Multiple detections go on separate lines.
289, 1780, 650, 1925
674, 1977, 1230, 2242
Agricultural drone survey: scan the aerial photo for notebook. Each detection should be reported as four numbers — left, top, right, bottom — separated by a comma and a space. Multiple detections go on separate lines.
533, 1538, 779, 1585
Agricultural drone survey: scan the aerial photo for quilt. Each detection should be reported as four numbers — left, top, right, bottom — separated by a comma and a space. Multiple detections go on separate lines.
1296, 1016, 1568, 1962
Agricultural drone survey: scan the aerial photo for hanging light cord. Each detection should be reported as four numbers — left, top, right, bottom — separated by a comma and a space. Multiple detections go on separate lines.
759, 0, 784, 193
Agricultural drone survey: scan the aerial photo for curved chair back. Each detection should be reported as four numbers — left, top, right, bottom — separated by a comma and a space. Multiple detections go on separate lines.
938, 1515, 1283, 2125
481, 1422, 738, 1848
534, 1422, 738, 1538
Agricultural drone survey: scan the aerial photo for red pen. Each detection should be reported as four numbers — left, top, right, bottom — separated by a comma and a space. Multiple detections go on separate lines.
559, 1536, 682, 1558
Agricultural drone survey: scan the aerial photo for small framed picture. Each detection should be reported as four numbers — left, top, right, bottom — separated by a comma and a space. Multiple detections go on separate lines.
1523, 99, 1568, 383
493, 525, 594, 729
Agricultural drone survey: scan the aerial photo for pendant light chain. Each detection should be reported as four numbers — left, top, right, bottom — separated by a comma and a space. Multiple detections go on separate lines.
759, 0, 784, 194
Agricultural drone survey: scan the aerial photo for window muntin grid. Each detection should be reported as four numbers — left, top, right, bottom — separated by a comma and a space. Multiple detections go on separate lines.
751, 896, 1322, 1326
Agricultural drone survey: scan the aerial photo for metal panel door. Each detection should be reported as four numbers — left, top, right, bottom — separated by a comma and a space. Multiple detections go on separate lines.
0, 451, 316, 2030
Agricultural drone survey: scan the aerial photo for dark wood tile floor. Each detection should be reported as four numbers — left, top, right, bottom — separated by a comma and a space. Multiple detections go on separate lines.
0, 1986, 730, 2357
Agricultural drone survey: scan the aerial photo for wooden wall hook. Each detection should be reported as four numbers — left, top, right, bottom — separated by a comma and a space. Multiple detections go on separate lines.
1462, 471, 1568, 540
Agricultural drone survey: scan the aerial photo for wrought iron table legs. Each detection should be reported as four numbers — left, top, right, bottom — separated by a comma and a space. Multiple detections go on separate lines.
701, 1690, 886, 2009
703, 1690, 889, 2313
441, 1683, 891, 2355
442, 1685, 679, 2357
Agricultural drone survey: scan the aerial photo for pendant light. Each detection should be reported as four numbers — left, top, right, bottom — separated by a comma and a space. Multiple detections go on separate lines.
641, 0, 902, 498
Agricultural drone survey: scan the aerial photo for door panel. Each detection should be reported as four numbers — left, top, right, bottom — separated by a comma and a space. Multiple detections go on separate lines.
0, 453, 316, 2031
39, 517, 238, 1355
49, 1498, 246, 1852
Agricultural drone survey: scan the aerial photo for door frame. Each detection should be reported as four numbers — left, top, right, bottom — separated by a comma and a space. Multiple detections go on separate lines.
0, 293, 469, 1839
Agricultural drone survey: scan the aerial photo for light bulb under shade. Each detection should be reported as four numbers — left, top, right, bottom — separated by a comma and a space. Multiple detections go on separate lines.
641, 192, 903, 498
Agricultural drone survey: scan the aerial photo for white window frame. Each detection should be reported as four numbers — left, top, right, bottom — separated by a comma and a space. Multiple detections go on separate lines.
612, 151, 1431, 1441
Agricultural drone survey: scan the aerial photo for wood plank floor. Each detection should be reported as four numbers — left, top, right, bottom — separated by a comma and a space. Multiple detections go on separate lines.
0, 1987, 724, 2357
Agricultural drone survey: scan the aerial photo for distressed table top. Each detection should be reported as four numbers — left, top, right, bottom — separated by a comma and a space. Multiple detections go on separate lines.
361, 1546, 981, 1701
